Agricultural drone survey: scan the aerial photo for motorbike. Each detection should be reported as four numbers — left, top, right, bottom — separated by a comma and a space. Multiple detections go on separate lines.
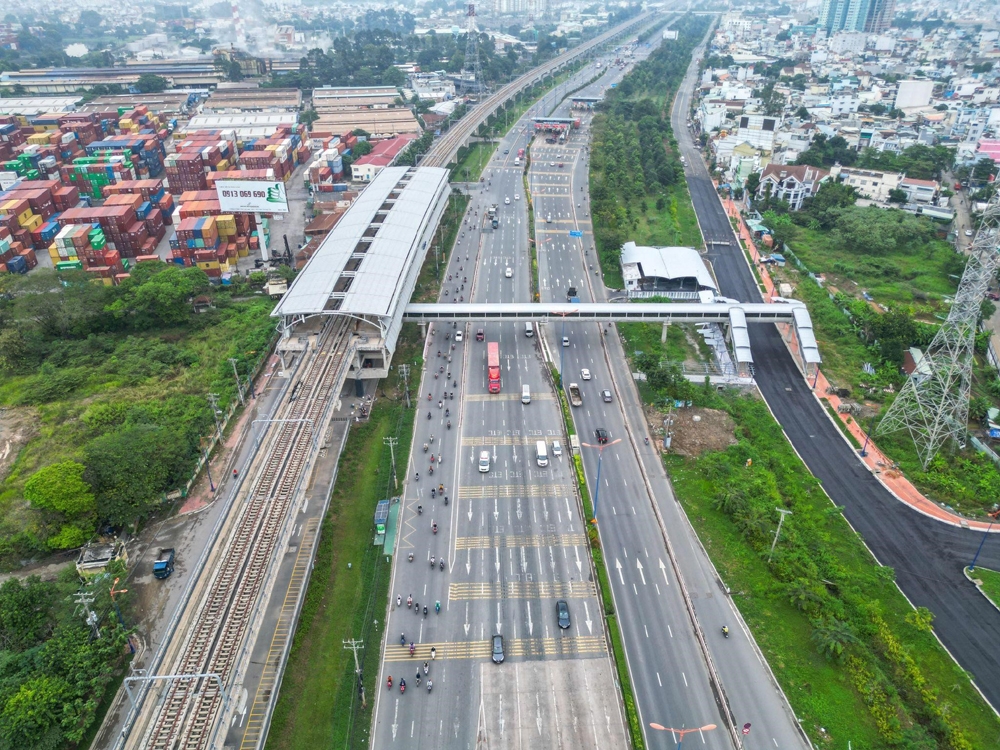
387, 676, 393, 690
407, 596, 412, 608
427, 681, 433, 693
431, 488, 436, 498
447, 421, 452, 430
423, 663, 430, 675
401, 632, 406, 644
439, 559, 445, 571
427, 411, 431, 420
408, 552, 414, 562
432, 523, 438, 534
430, 555, 436, 567
423, 605, 428, 617
444, 496, 449, 505
423, 443, 428, 452
435, 601, 441, 613
400, 680, 406, 694
722, 626, 730, 638
431, 647, 437, 660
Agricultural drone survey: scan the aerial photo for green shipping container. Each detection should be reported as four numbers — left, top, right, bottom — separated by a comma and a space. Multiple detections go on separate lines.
56, 261, 84, 271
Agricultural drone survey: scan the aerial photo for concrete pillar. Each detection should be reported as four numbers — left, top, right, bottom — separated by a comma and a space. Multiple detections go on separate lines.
661, 321, 669, 343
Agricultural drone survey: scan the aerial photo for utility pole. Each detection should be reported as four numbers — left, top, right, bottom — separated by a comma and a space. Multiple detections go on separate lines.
73, 591, 100, 639
768, 508, 793, 563
228, 358, 246, 406
398, 364, 411, 409
207, 393, 223, 440
383, 436, 399, 490
343, 638, 366, 708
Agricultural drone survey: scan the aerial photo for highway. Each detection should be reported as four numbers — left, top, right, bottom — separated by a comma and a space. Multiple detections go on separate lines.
531, 37, 809, 750
672, 29, 1000, 708
370, 59, 634, 750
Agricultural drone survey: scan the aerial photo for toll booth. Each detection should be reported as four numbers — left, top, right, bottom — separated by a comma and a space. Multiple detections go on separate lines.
571, 96, 601, 110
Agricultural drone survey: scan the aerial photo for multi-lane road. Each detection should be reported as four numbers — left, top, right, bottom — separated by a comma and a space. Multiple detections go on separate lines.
372, 27, 812, 750
671, 28, 1000, 709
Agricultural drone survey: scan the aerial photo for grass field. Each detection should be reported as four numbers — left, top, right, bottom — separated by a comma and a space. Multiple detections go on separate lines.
970, 567, 1000, 610
452, 141, 495, 183
665, 393, 1000, 749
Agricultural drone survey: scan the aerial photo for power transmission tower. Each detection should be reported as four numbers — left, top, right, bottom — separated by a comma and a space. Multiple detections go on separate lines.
463, 4, 483, 97
74, 592, 101, 639
343, 638, 366, 708
383, 436, 398, 490
878, 191, 1000, 468
398, 364, 410, 408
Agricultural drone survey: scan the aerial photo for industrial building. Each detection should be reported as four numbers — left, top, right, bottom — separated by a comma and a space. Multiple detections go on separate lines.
311, 109, 422, 139
272, 166, 451, 381
351, 135, 418, 182
202, 86, 303, 113
620, 242, 718, 300
182, 113, 300, 140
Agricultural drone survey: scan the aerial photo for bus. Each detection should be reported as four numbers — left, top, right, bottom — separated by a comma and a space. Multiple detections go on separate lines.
487, 342, 501, 394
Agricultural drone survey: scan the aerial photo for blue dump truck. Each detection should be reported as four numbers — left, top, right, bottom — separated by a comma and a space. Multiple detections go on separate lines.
153, 548, 175, 579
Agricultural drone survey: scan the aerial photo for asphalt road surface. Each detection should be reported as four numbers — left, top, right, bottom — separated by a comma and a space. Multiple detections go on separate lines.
672, 35, 1000, 709
370, 61, 633, 750
531, 41, 809, 750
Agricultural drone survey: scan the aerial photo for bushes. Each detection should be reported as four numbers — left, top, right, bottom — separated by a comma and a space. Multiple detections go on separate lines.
667, 393, 997, 748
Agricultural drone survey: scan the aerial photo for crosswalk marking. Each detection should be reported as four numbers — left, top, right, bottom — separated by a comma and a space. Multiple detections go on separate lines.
455, 533, 586, 549
457, 484, 573, 498
449, 580, 597, 600
382, 635, 606, 663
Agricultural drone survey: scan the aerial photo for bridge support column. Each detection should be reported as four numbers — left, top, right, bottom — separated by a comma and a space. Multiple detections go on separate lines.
661, 321, 669, 343
419, 322, 427, 340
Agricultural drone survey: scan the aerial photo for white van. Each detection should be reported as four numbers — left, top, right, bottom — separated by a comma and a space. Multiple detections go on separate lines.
514, 157, 521, 166
522, 384, 531, 404
478, 450, 491, 472
535, 440, 548, 467
524, 322, 534, 338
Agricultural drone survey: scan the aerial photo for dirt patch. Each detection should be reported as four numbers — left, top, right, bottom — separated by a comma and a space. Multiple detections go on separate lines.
651, 406, 737, 457
0, 407, 38, 484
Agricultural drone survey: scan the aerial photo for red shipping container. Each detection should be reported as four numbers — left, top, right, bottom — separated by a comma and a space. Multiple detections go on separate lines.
18, 248, 37, 270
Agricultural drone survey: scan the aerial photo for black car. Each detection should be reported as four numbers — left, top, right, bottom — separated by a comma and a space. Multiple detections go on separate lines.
595, 428, 608, 444
556, 600, 570, 629
492, 634, 505, 663
602, 390, 613, 403
504, 149, 510, 154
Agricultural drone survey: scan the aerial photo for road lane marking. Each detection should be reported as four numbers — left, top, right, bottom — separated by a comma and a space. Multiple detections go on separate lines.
454, 532, 586, 549
458, 484, 573, 498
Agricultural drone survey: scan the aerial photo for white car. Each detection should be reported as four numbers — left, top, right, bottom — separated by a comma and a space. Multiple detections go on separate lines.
549, 161, 556, 167
479, 450, 491, 472
552, 440, 562, 457
455, 331, 463, 342
965, 229, 974, 237
505, 267, 513, 278
504, 196, 511, 205
581, 368, 592, 380
515, 194, 520, 200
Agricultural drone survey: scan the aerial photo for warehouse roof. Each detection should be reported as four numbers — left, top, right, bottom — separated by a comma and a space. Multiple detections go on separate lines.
311, 109, 422, 136
183, 113, 298, 137
272, 166, 450, 320
0, 96, 80, 115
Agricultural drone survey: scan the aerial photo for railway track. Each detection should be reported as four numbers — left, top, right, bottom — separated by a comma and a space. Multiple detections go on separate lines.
134, 319, 352, 750
421, 10, 656, 169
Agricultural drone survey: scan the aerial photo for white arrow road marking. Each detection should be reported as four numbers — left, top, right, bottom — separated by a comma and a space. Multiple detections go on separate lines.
494, 498, 499, 521
516, 497, 523, 520
659, 558, 670, 586
615, 558, 624, 585
466, 548, 472, 575
468, 501, 473, 521
496, 602, 502, 633
637, 559, 646, 585
495, 547, 501, 574
527, 601, 534, 635
465, 602, 470, 636
574, 546, 582, 574
584, 601, 593, 634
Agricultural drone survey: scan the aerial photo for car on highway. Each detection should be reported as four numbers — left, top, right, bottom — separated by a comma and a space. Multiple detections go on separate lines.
476, 328, 485, 341
492, 634, 505, 663
595, 428, 608, 444
558, 162, 564, 168
556, 600, 571, 629
602, 389, 613, 403
581, 368, 591, 380
505, 267, 513, 278
504, 149, 509, 154
504, 196, 511, 205
546, 214, 552, 223
552, 440, 562, 457
455, 331, 463, 342
479, 450, 491, 472
562, 336, 570, 347
966, 229, 974, 236
514, 194, 520, 200
549, 161, 555, 166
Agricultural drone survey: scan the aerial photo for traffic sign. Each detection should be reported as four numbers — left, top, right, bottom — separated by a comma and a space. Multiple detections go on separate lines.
742, 723, 751, 735
569, 230, 583, 237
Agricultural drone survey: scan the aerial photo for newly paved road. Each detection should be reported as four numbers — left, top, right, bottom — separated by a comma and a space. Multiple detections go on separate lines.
370, 61, 632, 750
532, 35, 809, 750
673, 33, 1000, 709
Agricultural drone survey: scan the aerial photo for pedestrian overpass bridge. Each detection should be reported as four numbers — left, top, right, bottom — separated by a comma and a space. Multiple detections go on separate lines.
403, 301, 821, 375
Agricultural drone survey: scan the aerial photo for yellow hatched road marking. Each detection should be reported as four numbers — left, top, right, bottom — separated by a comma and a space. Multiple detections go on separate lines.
460, 436, 556, 447
457, 484, 572, 499
454, 533, 587, 550
464, 392, 555, 402
383, 635, 606, 663
239, 517, 320, 750
448, 580, 597, 600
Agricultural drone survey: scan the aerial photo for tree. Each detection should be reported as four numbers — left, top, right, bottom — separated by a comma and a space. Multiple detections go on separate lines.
794, 105, 810, 120
107, 264, 209, 329
803, 180, 857, 227
762, 209, 796, 249
0, 675, 70, 750
887, 188, 908, 205
24, 462, 96, 518
84, 425, 190, 525
745, 171, 761, 199
810, 618, 858, 661
0, 577, 56, 652
299, 108, 319, 130
135, 74, 168, 93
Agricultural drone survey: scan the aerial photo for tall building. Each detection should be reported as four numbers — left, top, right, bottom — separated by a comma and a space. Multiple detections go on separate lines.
819, 0, 895, 34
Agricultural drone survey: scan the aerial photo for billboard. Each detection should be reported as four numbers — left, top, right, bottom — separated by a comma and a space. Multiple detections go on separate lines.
215, 180, 289, 213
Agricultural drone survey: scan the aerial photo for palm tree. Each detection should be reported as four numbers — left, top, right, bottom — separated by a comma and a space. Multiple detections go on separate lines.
811, 618, 858, 662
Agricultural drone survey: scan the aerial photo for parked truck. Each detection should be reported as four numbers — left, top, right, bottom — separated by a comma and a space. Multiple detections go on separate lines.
488, 204, 499, 229
566, 286, 580, 303
568, 383, 583, 407
153, 548, 175, 579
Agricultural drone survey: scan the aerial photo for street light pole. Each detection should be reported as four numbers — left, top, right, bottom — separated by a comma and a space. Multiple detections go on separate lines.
581, 438, 621, 522
649, 722, 717, 749
968, 509, 1000, 572
768, 507, 793, 563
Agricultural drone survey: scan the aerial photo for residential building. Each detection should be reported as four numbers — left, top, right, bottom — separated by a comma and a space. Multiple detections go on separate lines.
757, 164, 831, 210
819, 0, 896, 35
830, 165, 904, 202
350, 134, 418, 182
894, 80, 934, 110
900, 177, 940, 204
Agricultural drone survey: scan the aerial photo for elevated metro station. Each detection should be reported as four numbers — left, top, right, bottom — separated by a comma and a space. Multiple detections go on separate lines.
272, 167, 821, 389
